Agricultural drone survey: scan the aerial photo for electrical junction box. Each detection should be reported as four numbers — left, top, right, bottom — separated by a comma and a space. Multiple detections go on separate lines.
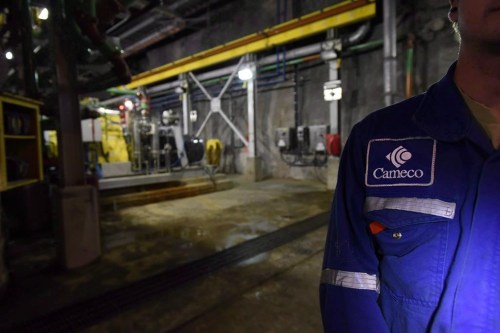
324, 80, 342, 101
297, 126, 310, 149
274, 127, 296, 151
309, 125, 330, 153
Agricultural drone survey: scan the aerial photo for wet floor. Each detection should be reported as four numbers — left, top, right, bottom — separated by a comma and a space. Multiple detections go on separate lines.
0, 177, 332, 332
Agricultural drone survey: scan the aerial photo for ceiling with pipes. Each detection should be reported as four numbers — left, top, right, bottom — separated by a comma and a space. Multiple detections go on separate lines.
0, 0, 241, 100
0, 0, 374, 108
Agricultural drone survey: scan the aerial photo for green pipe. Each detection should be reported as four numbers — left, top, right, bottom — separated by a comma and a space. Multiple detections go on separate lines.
346, 39, 383, 53
107, 87, 137, 95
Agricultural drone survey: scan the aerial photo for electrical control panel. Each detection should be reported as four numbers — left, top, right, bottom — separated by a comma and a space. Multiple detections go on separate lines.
309, 125, 330, 152
296, 126, 310, 150
274, 127, 297, 151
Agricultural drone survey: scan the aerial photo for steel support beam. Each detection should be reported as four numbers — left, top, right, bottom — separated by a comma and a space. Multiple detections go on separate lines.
51, 0, 85, 186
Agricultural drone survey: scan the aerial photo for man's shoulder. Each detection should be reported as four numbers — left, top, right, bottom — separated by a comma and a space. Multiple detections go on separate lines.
364, 94, 425, 125
352, 93, 429, 140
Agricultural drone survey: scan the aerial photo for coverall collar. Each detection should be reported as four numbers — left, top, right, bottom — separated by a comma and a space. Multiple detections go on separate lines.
413, 63, 474, 143
413, 63, 495, 153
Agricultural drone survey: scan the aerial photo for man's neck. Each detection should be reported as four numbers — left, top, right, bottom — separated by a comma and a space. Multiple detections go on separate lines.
454, 46, 500, 111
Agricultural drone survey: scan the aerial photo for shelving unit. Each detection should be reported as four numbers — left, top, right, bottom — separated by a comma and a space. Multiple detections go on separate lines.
0, 94, 43, 191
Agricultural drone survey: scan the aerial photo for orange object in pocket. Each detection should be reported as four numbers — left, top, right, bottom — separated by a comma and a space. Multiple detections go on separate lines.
369, 221, 386, 235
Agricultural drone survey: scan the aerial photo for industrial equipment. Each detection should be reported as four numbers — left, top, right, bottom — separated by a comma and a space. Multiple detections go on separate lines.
309, 125, 330, 153
297, 126, 310, 151
276, 124, 329, 167
78, 94, 204, 179
274, 127, 297, 152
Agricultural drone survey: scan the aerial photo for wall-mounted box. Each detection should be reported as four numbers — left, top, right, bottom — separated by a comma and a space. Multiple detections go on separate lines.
309, 125, 330, 152
275, 127, 297, 151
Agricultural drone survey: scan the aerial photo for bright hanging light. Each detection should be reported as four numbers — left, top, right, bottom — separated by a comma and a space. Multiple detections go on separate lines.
123, 99, 134, 110
5, 51, 13, 60
38, 8, 49, 20
238, 65, 254, 81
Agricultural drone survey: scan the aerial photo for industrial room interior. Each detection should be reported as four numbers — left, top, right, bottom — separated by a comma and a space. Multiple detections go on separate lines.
0, 0, 459, 332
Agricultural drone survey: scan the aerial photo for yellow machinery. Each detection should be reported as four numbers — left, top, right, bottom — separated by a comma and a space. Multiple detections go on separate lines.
206, 139, 222, 166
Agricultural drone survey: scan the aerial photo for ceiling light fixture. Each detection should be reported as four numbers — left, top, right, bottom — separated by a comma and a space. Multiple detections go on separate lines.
38, 8, 49, 20
238, 63, 255, 81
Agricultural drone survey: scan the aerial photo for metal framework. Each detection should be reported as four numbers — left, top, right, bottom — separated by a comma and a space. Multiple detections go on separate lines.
192, 56, 249, 147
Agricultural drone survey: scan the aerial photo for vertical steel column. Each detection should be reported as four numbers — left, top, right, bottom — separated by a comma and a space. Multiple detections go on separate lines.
328, 61, 340, 133
383, 0, 397, 106
327, 29, 339, 134
179, 73, 190, 135
50, 0, 85, 186
247, 65, 256, 158
50, 0, 101, 270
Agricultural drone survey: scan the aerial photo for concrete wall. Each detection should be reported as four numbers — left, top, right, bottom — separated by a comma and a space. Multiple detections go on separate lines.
145, 1, 459, 182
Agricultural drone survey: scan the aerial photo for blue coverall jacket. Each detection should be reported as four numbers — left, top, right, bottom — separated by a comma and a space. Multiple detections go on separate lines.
320, 64, 500, 332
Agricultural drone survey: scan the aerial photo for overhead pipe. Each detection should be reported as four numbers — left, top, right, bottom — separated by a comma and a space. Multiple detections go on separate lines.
70, 0, 132, 85
118, 16, 157, 40
123, 19, 185, 57
383, 0, 397, 106
341, 21, 371, 48
125, 0, 376, 89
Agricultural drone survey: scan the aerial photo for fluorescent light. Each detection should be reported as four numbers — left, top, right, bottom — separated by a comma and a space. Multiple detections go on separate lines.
38, 8, 49, 20
5, 51, 13, 60
238, 67, 254, 81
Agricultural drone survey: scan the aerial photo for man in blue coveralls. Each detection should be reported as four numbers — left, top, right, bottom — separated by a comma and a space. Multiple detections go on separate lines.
320, 0, 500, 332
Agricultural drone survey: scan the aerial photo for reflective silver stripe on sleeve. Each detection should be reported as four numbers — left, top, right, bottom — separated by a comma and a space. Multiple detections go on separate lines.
321, 269, 380, 293
365, 197, 456, 219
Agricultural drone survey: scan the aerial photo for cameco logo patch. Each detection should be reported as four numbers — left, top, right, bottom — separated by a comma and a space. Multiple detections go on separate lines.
365, 138, 436, 187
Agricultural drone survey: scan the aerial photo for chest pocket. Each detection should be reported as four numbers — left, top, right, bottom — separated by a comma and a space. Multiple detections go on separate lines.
364, 196, 456, 304
371, 219, 443, 257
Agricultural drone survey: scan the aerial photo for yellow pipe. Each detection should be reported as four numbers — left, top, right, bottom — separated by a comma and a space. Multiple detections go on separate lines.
124, 0, 376, 89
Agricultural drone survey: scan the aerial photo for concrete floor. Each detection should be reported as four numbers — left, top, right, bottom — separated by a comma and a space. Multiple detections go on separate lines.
0, 177, 332, 332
